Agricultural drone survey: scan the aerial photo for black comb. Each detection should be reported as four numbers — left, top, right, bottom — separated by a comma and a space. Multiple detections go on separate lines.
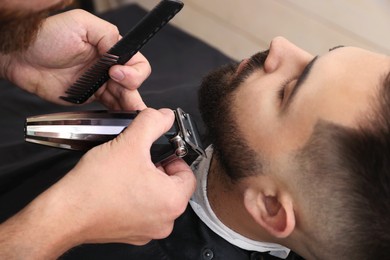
60, 0, 184, 104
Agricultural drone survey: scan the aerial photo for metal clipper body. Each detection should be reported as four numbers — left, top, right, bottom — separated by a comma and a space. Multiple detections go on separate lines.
24, 108, 205, 165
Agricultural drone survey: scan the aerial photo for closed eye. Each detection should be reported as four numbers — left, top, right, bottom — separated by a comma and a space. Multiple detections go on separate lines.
281, 56, 319, 110
278, 81, 288, 101
278, 78, 295, 102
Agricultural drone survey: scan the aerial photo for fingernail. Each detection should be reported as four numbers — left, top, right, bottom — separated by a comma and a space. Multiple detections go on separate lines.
110, 70, 125, 82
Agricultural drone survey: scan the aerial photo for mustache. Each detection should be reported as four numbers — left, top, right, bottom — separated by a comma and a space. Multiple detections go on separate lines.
248, 50, 269, 69
197, 49, 270, 107
229, 50, 269, 89
236, 51, 269, 79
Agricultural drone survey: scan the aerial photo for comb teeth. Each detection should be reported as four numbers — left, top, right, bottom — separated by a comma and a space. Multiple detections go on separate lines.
60, 0, 184, 104
60, 53, 119, 104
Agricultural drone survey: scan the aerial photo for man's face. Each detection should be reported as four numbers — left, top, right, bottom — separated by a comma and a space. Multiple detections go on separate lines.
200, 37, 390, 174
0, 0, 71, 53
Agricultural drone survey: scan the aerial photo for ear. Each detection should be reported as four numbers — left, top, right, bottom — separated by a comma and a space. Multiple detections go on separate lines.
243, 182, 295, 238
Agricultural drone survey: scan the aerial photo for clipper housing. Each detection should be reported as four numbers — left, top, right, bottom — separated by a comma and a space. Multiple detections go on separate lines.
24, 108, 205, 165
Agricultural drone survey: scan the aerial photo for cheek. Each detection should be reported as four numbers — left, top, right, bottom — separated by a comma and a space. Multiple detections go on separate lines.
235, 106, 296, 158
250, 102, 318, 157
234, 88, 279, 148
234, 75, 280, 128
233, 81, 298, 156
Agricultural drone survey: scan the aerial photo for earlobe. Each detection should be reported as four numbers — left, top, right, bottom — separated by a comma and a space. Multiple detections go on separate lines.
244, 188, 295, 238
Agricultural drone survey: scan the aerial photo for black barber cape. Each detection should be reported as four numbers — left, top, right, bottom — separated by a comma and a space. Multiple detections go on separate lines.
0, 4, 303, 260
63, 205, 303, 260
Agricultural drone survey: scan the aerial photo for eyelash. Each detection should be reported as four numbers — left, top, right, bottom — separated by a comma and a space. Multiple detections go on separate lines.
277, 79, 291, 101
278, 86, 286, 100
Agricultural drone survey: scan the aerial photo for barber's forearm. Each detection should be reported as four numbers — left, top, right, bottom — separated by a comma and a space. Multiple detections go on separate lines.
0, 184, 84, 259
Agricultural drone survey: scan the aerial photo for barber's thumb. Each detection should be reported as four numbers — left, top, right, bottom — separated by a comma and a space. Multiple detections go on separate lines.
121, 108, 175, 148
164, 159, 197, 200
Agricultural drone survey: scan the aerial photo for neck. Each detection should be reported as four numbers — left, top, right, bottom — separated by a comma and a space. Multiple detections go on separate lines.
207, 156, 319, 260
207, 156, 276, 243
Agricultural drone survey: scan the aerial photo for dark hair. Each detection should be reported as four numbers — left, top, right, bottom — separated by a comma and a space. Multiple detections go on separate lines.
296, 71, 390, 259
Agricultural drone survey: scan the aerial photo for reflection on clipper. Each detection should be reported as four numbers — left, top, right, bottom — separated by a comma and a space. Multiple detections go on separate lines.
24, 108, 205, 165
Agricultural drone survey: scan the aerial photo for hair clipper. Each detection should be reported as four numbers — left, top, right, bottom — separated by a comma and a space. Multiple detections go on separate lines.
24, 108, 206, 166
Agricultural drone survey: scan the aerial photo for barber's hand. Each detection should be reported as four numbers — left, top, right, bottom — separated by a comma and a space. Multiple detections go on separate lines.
2, 9, 149, 110
57, 108, 196, 245
0, 108, 196, 259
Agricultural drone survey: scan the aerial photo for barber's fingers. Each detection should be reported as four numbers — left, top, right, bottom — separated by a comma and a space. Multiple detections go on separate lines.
163, 159, 196, 200
94, 87, 121, 110
95, 80, 146, 111
119, 108, 175, 152
109, 52, 151, 89
117, 89, 146, 111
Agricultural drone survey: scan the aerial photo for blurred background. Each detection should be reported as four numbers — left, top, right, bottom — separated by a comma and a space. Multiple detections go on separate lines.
88, 0, 390, 60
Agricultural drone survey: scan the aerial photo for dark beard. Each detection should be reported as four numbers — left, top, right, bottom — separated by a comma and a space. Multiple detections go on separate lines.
198, 50, 269, 137
197, 50, 269, 181
0, 0, 72, 54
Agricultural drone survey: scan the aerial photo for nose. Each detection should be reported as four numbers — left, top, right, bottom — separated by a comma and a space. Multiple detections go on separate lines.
264, 36, 314, 74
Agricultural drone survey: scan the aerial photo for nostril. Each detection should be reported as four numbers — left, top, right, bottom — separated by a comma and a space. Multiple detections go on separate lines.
264, 37, 288, 73
264, 48, 279, 73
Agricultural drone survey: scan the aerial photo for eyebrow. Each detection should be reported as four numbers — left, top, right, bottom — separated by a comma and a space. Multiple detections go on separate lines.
282, 46, 344, 110
329, 45, 345, 52
283, 56, 319, 111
